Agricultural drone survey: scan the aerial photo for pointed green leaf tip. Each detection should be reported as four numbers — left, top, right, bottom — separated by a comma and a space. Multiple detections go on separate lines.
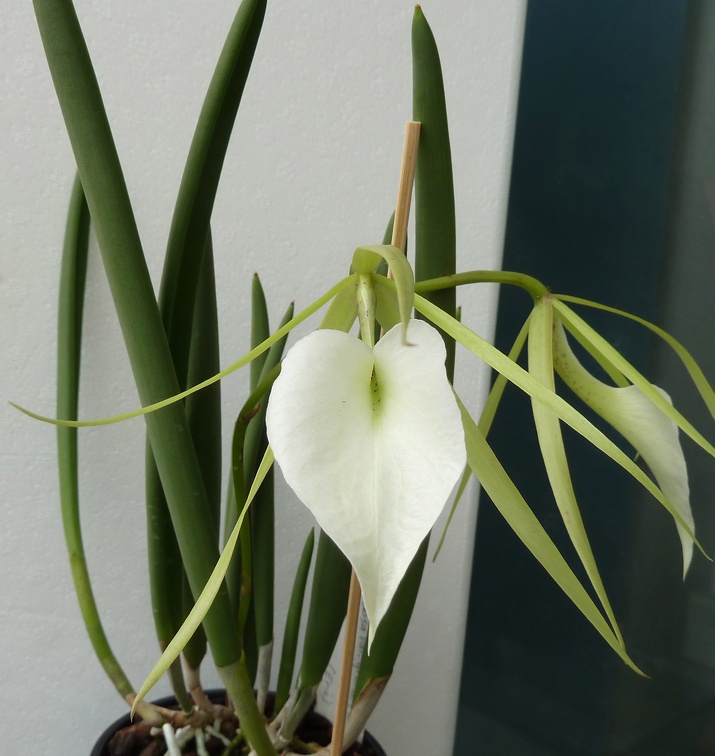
553, 319, 694, 576
266, 320, 465, 647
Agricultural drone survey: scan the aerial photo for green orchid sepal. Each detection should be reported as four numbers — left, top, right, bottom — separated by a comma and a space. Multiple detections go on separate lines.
414, 293, 703, 556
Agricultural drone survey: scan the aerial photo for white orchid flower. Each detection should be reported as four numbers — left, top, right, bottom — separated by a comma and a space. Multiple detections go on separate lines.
552, 319, 693, 575
266, 319, 466, 646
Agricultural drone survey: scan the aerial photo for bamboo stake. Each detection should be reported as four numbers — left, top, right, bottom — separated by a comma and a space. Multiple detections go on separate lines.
328, 120, 420, 756
329, 572, 362, 755
390, 121, 421, 254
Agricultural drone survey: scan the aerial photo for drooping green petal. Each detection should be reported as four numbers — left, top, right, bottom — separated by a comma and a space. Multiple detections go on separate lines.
553, 299, 715, 460
414, 294, 698, 553
455, 394, 643, 674
555, 293, 715, 418
479, 313, 531, 437
529, 299, 623, 643
266, 320, 465, 646
553, 320, 694, 575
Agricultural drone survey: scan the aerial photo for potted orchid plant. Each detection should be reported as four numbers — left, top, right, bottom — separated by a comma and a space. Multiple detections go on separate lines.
17, 0, 715, 754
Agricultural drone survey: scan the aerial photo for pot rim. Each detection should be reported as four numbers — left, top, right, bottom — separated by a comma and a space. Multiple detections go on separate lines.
90, 688, 386, 756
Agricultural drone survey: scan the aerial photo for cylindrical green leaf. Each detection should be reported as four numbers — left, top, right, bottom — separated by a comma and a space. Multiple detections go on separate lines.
34, 0, 238, 668
186, 236, 223, 534
159, 0, 267, 388
150, 0, 267, 672
181, 240, 223, 670
299, 531, 351, 688
412, 6, 457, 381
251, 465, 274, 650
57, 175, 135, 699
225, 363, 282, 617
146, 237, 220, 683
244, 302, 295, 480
251, 273, 270, 391
353, 537, 428, 695
145, 450, 187, 661
244, 303, 294, 653
275, 529, 315, 712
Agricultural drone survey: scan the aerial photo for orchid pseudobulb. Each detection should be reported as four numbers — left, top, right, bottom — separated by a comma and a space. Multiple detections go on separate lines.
266, 319, 466, 646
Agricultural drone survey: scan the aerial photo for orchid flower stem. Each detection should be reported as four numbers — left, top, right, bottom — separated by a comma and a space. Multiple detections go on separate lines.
414, 269, 549, 299
357, 274, 377, 348
330, 572, 362, 756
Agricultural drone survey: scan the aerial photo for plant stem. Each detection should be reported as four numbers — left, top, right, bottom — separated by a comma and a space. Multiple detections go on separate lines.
414, 269, 549, 299
218, 656, 276, 755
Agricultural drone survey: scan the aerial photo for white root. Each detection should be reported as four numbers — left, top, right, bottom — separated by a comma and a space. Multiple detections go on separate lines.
161, 723, 182, 756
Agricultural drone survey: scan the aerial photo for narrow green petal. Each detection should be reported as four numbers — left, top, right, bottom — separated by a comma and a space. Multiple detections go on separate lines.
414, 294, 701, 550
556, 293, 715, 419
553, 318, 694, 575
456, 394, 643, 674
15, 275, 359, 428
479, 314, 531, 437
554, 299, 715, 461
529, 299, 623, 642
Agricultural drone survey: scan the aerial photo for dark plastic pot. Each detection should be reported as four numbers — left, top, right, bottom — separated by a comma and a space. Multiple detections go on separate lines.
91, 689, 386, 755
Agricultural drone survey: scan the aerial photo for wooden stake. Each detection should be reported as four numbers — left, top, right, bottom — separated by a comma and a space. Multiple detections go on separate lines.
329, 572, 362, 755
328, 120, 421, 756
391, 120, 421, 255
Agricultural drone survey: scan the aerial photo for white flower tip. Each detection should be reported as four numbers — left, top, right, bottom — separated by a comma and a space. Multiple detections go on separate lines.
367, 624, 376, 654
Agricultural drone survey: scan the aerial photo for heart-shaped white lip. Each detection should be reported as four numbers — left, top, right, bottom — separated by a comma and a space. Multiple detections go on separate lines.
266, 319, 466, 646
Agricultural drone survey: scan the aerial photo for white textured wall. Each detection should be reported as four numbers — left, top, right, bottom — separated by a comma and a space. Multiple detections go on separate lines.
0, 2, 525, 754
